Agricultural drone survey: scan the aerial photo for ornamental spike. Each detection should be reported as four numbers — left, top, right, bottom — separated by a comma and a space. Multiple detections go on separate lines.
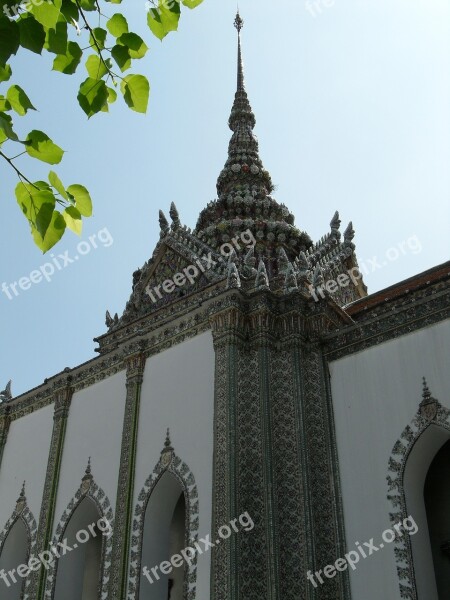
169, 202, 180, 228
159, 210, 170, 234
227, 262, 241, 289
284, 262, 298, 292
344, 221, 355, 244
255, 259, 269, 289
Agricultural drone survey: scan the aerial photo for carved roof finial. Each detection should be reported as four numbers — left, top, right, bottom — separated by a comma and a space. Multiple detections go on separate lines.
159, 210, 170, 235
419, 377, 440, 421
105, 310, 113, 328
16, 481, 26, 512
344, 221, 355, 244
18, 481, 26, 502
169, 202, 180, 228
330, 211, 341, 234
0, 380, 12, 403
85, 456, 92, 476
164, 428, 172, 449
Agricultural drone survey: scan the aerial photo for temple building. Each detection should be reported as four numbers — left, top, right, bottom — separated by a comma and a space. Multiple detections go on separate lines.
0, 12, 449, 600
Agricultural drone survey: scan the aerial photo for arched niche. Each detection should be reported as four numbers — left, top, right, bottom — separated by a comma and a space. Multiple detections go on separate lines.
387, 379, 450, 600
424, 440, 450, 598
140, 471, 186, 598
0, 518, 29, 599
0, 484, 37, 600
44, 462, 114, 600
53, 496, 104, 600
128, 432, 199, 600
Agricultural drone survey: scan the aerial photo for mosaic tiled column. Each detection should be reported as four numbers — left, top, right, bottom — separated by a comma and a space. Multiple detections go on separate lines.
210, 304, 245, 600
32, 382, 73, 600
109, 352, 146, 600
249, 307, 280, 599
273, 315, 312, 599
0, 405, 11, 470
302, 339, 348, 599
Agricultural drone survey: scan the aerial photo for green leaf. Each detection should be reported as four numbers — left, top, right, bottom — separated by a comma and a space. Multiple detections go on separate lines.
182, 0, 203, 7
117, 32, 148, 59
79, 0, 96, 10
0, 64, 12, 83
111, 44, 131, 72
85, 54, 111, 80
45, 21, 68, 55
0, 112, 18, 141
18, 15, 46, 54
60, 0, 78, 22
49, 170, 68, 199
107, 86, 117, 103
29, 0, 62, 30
15, 182, 56, 238
0, 18, 20, 64
67, 184, 92, 217
147, 2, 180, 40
53, 41, 82, 74
120, 74, 149, 113
7, 85, 36, 116
32, 210, 66, 252
89, 27, 107, 52
0, 97, 11, 111
63, 205, 82, 234
25, 130, 64, 164
107, 13, 128, 37
77, 77, 108, 117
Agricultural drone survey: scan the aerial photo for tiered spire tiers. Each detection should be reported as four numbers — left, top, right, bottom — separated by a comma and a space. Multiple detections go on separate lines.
98, 13, 367, 337
195, 12, 312, 260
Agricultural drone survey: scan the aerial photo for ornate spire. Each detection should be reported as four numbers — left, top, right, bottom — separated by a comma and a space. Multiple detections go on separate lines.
194, 12, 311, 262
234, 11, 245, 91
216, 11, 273, 199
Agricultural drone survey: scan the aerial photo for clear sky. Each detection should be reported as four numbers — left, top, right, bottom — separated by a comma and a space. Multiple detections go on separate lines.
1, 0, 449, 396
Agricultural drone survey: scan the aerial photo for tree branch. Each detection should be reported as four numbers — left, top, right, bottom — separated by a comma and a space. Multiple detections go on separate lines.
0, 151, 37, 188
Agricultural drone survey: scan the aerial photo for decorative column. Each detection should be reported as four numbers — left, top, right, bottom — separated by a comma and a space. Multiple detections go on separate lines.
250, 305, 280, 599
32, 381, 73, 600
0, 404, 11, 470
273, 313, 312, 599
210, 300, 246, 600
302, 336, 347, 599
109, 352, 146, 600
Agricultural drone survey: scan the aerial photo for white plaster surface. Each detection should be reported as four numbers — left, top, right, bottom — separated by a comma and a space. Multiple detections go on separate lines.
0, 403, 53, 531
329, 320, 450, 599
53, 370, 127, 530
135, 331, 215, 600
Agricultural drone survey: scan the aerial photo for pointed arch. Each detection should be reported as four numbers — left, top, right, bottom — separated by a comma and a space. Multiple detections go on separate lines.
387, 380, 450, 600
44, 465, 114, 600
0, 485, 37, 600
127, 434, 199, 600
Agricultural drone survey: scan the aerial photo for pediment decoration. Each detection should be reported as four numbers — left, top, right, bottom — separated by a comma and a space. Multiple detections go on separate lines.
117, 230, 227, 324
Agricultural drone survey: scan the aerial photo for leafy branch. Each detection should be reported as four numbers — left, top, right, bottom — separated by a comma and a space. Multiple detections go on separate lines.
0, 0, 204, 252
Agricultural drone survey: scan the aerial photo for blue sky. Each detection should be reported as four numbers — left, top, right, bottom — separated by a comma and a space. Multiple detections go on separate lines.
1, 0, 449, 396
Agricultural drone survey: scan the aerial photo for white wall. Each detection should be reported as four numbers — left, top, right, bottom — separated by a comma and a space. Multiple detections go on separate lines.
329, 320, 450, 600
0, 403, 53, 530
135, 331, 215, 600
53, 370, 127, 529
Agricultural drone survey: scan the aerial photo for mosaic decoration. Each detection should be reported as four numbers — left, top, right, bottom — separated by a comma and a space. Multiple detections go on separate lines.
127, 433, 199, 600
387, 379, 450, 600
44, 463, 114, 600
109, 353, 146, 600
0, 483, 37, 600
